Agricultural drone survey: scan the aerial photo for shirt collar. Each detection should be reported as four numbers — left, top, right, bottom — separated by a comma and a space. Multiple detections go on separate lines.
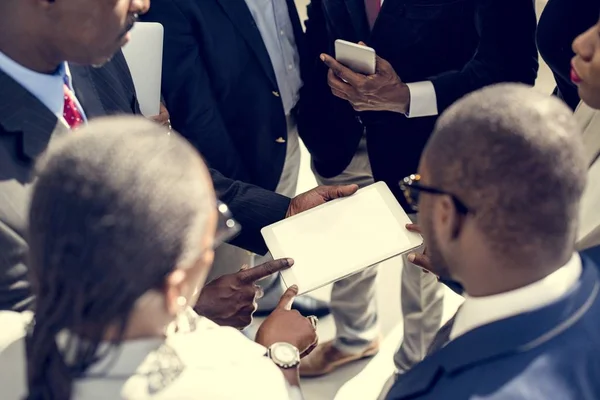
0, 50, 69, 121
450, 253, 583, 340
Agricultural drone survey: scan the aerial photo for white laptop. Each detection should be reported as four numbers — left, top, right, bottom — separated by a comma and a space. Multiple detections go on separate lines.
261, 182, 423, 295
121, 22, 164, 117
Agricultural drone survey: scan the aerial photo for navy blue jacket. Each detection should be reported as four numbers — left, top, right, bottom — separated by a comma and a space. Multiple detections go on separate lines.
387, 257, 600, 400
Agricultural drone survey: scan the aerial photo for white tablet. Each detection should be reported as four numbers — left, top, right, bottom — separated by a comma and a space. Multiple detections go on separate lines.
261, 182, 423, 295
121, 22, 164, 117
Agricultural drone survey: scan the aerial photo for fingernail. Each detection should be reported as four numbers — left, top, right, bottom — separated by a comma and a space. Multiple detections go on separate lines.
408, 253, 416, 262
290, 285, 298, 291
286, 258, 295, 266
320, 54, 325, 61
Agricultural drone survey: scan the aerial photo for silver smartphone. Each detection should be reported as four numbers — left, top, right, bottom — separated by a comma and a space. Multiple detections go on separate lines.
334, 39, 376, 75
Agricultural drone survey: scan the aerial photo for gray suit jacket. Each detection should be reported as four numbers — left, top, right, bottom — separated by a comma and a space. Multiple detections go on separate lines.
0, 71, 68, 311
0, 52, 291, 312
0, 53, 142, 311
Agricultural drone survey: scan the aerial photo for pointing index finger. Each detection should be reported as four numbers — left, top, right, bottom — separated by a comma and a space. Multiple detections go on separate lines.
238, 258, 294, 284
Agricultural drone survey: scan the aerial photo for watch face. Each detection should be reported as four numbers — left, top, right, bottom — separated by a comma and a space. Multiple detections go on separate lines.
273, 344, 297, 364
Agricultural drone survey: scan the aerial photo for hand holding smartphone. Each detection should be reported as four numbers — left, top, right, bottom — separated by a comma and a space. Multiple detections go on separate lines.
334, 39, 376, 75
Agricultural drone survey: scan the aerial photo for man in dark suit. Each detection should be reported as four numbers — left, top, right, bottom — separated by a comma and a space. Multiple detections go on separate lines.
0, 0, 356, 316
386, 84, 600, 399
140, 0, 330, 315
298, 0, 540, 376
141, 0, 306, 193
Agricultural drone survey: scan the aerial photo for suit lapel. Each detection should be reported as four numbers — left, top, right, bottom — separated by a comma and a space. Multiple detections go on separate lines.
69, 63, 108, 120
216, 0, 278, 89
344, 0, 370, 40
322, 0, 370, 41
390, 260, 600, 399
0, 69, 67, 161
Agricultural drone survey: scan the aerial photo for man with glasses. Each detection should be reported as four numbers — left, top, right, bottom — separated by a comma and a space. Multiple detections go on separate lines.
298, 0, 539, 377
386, 84, 600, 399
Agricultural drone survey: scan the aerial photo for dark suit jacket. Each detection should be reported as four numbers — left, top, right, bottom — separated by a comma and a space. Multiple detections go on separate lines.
299, 0, 539, 207
582, 245, 600, 266
141, 0, 307, 191
387, 256, 600, 400
0, 50, 288, 312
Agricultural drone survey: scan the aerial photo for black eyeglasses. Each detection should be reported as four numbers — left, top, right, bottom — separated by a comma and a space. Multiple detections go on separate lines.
213, 201, 241, 250
399, 174, 471, 214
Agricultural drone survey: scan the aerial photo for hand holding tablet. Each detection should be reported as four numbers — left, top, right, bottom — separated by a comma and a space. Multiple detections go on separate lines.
261, 182, 423, 295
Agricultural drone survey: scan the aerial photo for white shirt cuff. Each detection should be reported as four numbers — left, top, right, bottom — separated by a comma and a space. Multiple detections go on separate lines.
405, 81, 438, 118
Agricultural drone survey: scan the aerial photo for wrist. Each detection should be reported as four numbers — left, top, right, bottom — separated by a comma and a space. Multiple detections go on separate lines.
281, 367, 301, 387
266, 342, 301, 370
391, 82, 410, 114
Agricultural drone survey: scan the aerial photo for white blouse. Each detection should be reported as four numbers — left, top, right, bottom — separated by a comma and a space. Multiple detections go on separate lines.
0, 309, 292, 400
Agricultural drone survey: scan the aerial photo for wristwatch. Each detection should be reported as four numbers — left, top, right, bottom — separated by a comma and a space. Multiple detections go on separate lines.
267, 342, 300, 369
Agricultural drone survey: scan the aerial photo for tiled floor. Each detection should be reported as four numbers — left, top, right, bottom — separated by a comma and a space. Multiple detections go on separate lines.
251, 1, 556, 399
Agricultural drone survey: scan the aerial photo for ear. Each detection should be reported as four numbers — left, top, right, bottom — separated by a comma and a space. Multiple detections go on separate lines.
435, 195, 466, 242
164, 269, 188, 316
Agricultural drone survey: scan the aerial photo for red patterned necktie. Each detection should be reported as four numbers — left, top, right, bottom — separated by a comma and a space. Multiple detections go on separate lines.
365, 0, 381, 30
63, 84, 83, 129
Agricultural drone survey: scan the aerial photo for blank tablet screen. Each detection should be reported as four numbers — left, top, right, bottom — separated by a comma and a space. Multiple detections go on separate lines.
263, 183, 422, 293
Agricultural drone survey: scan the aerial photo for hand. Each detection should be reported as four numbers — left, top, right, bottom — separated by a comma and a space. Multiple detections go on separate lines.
320, 44, 410, 113
149, 102, 171, 129
405, 224, 435, 275
256, 285, 319, 358
287, 185, 359, 218
195, 258, 294, 329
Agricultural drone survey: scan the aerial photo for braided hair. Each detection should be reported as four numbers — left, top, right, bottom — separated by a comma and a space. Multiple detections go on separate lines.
25, 116, 212, 399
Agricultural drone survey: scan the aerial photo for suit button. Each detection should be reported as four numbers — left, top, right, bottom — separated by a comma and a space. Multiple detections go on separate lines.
272, 91, 280, 97
276, 137, 286, 143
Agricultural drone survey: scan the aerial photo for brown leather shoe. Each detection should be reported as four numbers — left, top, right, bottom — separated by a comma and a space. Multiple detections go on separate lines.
300, 339, 380, 377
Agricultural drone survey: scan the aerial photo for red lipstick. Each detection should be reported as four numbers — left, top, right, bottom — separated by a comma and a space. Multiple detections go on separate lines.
571, 64, 582, 84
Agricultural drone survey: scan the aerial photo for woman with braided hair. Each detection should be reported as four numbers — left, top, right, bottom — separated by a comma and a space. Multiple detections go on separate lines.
0, 117, 317, 400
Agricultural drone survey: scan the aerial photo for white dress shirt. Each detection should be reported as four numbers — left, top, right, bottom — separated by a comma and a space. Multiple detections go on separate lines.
0, 309, 295, 400
0, 51, 86, 126
377, 0, 437, 118
244, 0, 302, 116
449, 253, 583, 341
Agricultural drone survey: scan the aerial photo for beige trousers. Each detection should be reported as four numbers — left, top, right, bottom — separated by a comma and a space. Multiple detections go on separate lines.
312, 135, 445, 373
